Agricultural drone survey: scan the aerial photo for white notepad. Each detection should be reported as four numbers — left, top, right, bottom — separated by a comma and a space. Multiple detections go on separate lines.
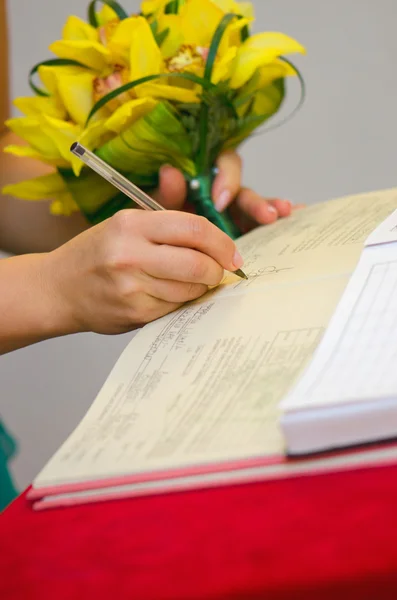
281, 208, 397, 453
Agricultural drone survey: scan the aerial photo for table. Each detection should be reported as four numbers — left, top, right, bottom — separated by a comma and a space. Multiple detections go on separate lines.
2, 462, 397, 599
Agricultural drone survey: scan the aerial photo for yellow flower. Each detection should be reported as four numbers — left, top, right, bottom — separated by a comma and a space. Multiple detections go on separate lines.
229, 32, 306, 89
2, 172, 79, 216
141, 0, 169, 15
211, 0, 254, 19
3, 1, 306, 219
96, 4, 119, 25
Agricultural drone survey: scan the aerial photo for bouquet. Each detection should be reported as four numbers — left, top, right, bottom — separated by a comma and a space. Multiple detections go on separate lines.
3, 0, 305, 239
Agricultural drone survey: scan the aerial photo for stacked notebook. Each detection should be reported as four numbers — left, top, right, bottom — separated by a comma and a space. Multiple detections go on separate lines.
28, 188, 397, 510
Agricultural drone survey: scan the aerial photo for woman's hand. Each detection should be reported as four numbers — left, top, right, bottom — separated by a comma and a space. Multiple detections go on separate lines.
46, 209, 243, 336
1, 209, 244, 353
150, 150, 303, 230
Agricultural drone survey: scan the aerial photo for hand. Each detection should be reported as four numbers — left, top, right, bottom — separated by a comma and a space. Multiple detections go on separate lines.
44, 210, 243, 335
150, 151, 304, 230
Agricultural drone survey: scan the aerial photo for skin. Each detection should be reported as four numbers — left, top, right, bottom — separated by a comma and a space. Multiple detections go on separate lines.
0, 0, 299, 355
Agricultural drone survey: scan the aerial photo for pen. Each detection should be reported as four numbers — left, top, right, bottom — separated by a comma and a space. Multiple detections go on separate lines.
70, 142, 248, 280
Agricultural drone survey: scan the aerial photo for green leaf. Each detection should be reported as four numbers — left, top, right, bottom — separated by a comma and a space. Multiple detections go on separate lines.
156, 27, 170, 46
28, 58, 87, 97
196, 13, 237, 173
58, 167, 158, 224
240, 24, 250, 42
204, 13, 236, 81
226, 78, 286, 149
150, 19, 158, 36
87, 0, 128, 27
165, 0, 186, 14
97, 101, 195, 176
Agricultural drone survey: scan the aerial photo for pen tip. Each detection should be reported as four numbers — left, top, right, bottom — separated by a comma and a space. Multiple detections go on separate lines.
234, 268, 248, 280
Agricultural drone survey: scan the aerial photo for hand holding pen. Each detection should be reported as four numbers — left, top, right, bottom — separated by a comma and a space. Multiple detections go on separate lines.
71, 142, 248, 280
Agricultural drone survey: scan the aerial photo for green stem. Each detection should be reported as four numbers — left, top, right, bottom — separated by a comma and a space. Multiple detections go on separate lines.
187, 173, 241, 240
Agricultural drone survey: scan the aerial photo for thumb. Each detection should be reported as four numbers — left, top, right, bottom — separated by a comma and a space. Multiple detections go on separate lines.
151, 164, 187, 210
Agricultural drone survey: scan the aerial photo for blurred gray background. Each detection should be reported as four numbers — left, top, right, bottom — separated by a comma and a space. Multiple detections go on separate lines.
2, 0, 397, 490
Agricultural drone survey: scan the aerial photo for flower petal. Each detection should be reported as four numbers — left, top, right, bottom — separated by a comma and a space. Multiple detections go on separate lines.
56, 70, 97, 125
62, 15, 98, 41
49, 192, 80, 216
3, 144, 68, 167
211, 46, 237, 83
13, 95, 67, 120
107, 17, 140, 65
71, 119, 113, 175
129, 17, 163, 80
105, 97, 158, 133
96, 4, 119, 25
49, 40, 111, 71
2, 172, 78, 216
38, 64, 85, 95
179, 0, 224, 48
230, 32, 306, 88
39, 115, 81, 164
257, 58, 297, 87
5, 117, 64, 160
136, 81, 200, 103
141, 0, 168, 15
157, 14, 184, 58
236, 2, 255, 18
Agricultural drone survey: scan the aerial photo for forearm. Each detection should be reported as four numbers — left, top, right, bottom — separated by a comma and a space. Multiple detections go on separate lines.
0, 253, 76, 354
0, 131, 89, 255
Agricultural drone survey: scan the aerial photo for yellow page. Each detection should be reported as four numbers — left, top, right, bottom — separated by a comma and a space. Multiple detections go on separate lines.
33, 189, 397, 488
219, 187, 397, 294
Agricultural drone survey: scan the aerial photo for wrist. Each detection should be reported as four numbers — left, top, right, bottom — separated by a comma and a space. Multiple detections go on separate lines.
39, 250, 84, 338
0, 252, 81, 355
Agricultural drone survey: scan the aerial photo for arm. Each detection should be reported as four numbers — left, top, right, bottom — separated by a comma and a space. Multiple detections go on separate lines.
0, 252, 76, 353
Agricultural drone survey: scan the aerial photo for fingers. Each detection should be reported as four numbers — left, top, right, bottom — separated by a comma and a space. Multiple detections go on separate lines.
126, 293, 183, 326
236, 188, 292, 225
152, 164, 187, 210
212, 151, 242, 212
144, 244, 225, 286
134, 210, 243, 273
139, 275, 209, 304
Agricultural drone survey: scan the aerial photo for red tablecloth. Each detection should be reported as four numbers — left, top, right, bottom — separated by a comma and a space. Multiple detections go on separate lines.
2, 463, 397, 600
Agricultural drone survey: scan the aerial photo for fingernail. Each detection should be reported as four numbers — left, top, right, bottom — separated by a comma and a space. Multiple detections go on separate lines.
232, 249, 244, 269
268, 205, 277, 214
159, 163, 173, 175
215, 189, 231, 212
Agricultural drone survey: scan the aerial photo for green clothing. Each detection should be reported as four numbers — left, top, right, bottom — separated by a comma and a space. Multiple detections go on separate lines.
0, 420, 18, 512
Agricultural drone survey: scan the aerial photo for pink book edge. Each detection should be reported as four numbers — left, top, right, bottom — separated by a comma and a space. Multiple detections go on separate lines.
28, 440, 397, 502
32, 444, 397, 511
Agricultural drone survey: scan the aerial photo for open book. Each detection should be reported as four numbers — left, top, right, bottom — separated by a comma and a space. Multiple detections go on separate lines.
281, 205, 397, 454
28, 188, 397, 510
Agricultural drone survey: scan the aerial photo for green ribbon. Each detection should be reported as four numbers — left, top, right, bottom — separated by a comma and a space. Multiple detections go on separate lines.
187, 172, 241, 240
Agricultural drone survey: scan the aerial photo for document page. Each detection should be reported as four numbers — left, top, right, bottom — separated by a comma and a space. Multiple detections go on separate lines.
281, 240, 397, 411
33, 189, 397, 488
219, 188, 397, 294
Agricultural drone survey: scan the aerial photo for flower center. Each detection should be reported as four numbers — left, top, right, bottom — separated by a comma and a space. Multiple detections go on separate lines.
165, 45, 206, 73
93, 66, 131, 107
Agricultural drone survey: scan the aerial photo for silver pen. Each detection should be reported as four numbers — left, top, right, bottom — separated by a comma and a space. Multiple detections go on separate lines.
70, 142, 248, 280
